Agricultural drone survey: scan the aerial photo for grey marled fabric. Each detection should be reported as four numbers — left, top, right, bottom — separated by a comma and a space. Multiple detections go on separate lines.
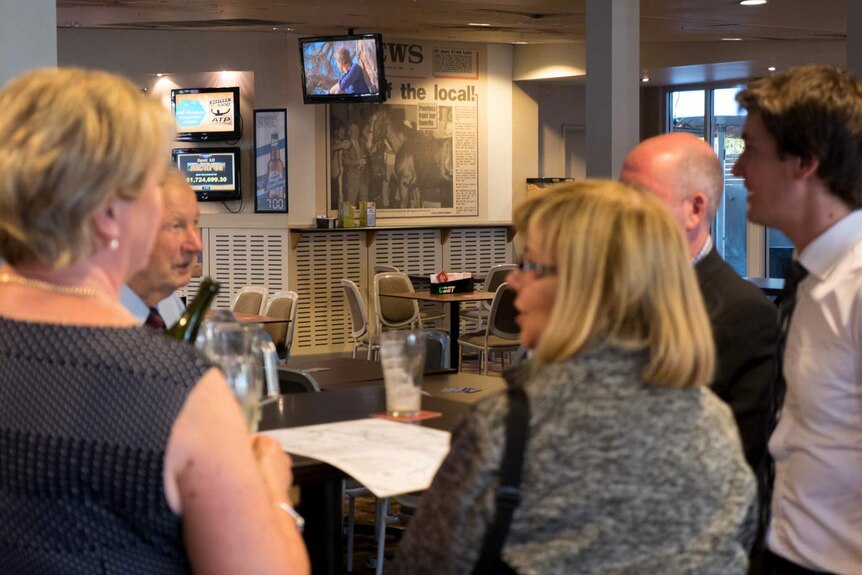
389, 345, 757, 575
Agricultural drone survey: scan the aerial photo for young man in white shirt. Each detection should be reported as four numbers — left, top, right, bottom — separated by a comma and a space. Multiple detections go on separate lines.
733, 64, 862, 575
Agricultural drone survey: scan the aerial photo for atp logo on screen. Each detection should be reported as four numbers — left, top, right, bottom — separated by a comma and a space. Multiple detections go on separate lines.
209, 97, 233, 123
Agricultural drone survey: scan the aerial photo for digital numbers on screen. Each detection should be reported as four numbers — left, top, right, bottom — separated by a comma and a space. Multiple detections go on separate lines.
188, 175, 229, 185
177, 152, 235, 192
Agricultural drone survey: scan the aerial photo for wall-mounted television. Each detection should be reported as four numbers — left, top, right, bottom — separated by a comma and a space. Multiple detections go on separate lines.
173, 147, 241, 202
171, 87, 242, 141
299, 33, 386, 104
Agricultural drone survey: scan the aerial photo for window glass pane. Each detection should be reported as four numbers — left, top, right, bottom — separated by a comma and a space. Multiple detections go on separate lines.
670, 90, 705, 138
712, 86, 747, 276
767, 228, 793, 278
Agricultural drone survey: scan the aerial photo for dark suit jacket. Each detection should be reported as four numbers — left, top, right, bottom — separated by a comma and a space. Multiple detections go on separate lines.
695, 246, 778, 471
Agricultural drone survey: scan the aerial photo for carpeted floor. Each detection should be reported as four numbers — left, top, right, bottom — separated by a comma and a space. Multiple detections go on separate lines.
341, 495, 407, 574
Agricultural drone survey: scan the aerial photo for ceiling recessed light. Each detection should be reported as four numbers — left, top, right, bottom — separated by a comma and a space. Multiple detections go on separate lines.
641, 77, 650, 83
768, 66, 776, 72
721, 37, 743, 41
467, 22, 491, 27
739, 0, 767, 5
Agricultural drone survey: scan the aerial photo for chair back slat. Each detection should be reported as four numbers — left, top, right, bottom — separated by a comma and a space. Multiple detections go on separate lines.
232, 286, 269, 315
423, 329, 450, 370
488, 283, 520, 340
264, 290, 298, 358
481, 264, 517, 312
374, 272, 420, 330
277, 367, 321, 393
342, 279, 369, 338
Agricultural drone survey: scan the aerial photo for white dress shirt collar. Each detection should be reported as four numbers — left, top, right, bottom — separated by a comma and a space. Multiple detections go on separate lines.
798, 210, 862, 281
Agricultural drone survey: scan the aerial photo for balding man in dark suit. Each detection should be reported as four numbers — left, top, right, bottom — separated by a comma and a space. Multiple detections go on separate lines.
621, 132, 778, 476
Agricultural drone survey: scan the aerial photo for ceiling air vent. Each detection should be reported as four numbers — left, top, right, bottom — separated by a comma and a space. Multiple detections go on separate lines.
108, 19, 294, 29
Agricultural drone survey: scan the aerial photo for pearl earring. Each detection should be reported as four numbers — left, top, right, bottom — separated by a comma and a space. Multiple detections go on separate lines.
109, 238, 119, 251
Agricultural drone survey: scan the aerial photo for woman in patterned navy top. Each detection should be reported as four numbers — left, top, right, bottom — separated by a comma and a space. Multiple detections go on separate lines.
0, 68, 308, 574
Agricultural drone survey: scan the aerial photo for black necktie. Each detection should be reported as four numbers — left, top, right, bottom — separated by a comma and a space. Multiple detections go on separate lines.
144, 307, 167, 330
756, 260, 809, 551
772, 259, 809, 423
776, 260, 809, 370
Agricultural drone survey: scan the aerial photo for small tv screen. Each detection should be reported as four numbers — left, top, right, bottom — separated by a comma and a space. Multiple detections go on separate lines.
173, 147, 241, 202
171, 87, 241, 141
299, 33, 386, 104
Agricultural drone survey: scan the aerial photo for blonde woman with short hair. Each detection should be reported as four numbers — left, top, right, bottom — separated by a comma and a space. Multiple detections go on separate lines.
0, 68, 308, 574
390, 181, 757, 575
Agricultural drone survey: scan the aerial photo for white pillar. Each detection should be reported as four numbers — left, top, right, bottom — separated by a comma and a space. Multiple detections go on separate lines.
585, 0, 639, 178
0, 0, 57, 88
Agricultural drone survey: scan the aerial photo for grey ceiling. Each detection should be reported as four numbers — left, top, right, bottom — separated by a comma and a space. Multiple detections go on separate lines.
55, 1, 850, 85
56, 0, 846, 45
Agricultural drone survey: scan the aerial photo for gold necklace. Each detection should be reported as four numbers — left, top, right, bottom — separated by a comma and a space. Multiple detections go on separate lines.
0, 272, 116, 305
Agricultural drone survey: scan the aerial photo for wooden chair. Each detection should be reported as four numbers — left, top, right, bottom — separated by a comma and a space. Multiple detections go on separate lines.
275, 367, 321, 393
231, 285, 268, 315
373, 272, 422, 333
423, 328, 450, 371
263, 290, 298, 360
462, 263, 517, 327
374, 263, 400, 274
341, 279, 379, 360
458, 283, 520, 374
375, 264, 444, 326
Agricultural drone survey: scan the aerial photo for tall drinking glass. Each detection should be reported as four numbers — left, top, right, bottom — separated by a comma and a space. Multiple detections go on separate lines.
379, 329, 426, 417
196, 320, 265, 432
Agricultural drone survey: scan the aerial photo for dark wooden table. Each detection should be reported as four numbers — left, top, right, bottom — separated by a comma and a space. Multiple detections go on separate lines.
285, 357, 387, 390
284, 356, 456, 391
258, 372, 505, 574
386, 291, 495, 369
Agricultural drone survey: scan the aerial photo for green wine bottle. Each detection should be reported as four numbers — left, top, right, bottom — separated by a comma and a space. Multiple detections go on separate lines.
166, 277, 220, 343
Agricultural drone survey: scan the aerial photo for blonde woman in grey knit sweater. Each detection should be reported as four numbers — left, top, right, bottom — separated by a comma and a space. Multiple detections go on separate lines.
390, 181, 757, 575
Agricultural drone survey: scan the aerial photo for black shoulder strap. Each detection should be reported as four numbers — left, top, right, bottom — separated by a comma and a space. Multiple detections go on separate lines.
471, 385, 530, 575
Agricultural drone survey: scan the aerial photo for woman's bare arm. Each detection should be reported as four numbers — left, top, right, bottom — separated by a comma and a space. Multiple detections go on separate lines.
164, 368, 309, 575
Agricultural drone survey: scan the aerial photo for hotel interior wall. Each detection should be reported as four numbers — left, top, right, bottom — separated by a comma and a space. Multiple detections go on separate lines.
52, 22, 862, 225
58, 29, 522, 226
0, 0, 56, 87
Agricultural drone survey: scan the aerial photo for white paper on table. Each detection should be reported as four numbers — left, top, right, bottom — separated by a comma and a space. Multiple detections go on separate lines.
262, 418, 451, 498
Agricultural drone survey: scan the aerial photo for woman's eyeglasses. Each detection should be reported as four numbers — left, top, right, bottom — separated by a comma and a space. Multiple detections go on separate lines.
517, 260, 557, 278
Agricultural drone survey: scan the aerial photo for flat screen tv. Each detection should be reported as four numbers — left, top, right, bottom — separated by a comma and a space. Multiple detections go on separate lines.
299, 33, 386, 104
173, 147, 241, 202
171, 87, 242, 141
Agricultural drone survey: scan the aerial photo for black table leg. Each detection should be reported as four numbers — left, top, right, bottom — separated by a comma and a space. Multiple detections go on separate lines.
448, 302, 460, 370
299, 479, 343, 575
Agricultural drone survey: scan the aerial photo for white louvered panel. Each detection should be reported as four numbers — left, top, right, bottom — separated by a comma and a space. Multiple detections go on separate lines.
372, 230, 441, 275
208, 229, 287, 310
445, 228, 512, 276
292, 232, 364, 354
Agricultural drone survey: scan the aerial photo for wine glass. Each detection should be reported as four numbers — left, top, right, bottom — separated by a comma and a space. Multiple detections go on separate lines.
196, 320, 265, 432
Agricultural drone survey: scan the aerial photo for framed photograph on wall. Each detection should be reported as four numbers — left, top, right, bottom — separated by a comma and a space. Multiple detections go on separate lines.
253, 109, 288, 213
